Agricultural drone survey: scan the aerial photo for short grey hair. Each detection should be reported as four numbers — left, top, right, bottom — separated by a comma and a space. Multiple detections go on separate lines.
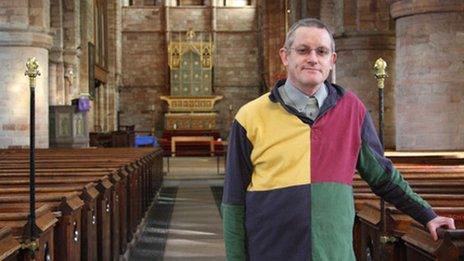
284, 18, 335, 52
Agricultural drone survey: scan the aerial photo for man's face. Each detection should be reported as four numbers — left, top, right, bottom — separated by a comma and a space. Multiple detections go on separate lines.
279, 27, 337, 93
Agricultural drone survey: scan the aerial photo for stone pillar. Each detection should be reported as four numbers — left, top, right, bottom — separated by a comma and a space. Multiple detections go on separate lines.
0, 0, 52, 148
50, 0, 65, 105
107, 0, 122, 131
133, 0, 145, 6
80, 0, 94, 131
262, 0, 286, 88
390, 0, 464, 150
333, 0, 396, 148
62, 0, 81, 104
288, 0, 306, 25
211, 0, 224, 6
165, 0, 177, 6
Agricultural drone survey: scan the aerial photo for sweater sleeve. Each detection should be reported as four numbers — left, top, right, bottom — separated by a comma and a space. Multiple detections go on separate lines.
356, 112, 437, 225
222, 119, 253, 260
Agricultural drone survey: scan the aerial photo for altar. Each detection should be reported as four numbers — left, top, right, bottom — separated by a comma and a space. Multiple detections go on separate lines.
160, 30, 224, 157
160, 30, 222, 131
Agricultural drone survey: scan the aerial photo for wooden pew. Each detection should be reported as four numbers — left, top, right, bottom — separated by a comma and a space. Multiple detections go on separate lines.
0, 176, 115, 261
355, 193, 464, 212
352, 157, 464, 260
0, 192, 84, 261
354, 180, 464, 194
1, 166, 140, 252
0, 166, 133, 258
402, 223, 464, 260
0, 227, 21, 261
0, 204, 57, 261
80, 183, 99, 261
0, 148, 163, 260
356, 201, 464, 261
0, 152, 152, 220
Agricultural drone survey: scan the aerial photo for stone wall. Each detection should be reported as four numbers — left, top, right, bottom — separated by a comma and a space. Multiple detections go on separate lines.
333, 0, 396, 148
391, 0, 464, 150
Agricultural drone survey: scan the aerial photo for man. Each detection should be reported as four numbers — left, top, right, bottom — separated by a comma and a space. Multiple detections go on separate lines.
221, 18, 455, 261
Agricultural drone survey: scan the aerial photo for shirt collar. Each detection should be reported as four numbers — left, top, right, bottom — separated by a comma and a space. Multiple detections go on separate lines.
282, 80, 328, 111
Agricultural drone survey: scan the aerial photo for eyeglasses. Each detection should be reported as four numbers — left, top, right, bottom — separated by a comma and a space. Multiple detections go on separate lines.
288, 46, 332, 58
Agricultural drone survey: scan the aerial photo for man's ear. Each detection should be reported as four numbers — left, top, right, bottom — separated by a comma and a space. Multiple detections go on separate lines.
330, 52, 337, 69
279, 48, 289, 66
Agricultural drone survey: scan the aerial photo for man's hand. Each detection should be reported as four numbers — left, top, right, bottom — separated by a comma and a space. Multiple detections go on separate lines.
426, 216, 456, 241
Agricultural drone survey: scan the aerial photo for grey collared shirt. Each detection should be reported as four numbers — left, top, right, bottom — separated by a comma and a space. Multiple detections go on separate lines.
278, 80, 328, 118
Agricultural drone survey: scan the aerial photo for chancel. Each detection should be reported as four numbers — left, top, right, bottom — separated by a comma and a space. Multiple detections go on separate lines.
0, 0, 463, 260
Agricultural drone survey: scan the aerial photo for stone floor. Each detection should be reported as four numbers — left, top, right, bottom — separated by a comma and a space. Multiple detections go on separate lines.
128, 157, 226, 260
163, 156, 226, 180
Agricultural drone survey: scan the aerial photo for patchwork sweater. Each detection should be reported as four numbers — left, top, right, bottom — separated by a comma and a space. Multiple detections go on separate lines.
221, 80, 437, 261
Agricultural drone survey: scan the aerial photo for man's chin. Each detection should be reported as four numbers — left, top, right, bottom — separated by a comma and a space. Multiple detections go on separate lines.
301, 78, 323, 88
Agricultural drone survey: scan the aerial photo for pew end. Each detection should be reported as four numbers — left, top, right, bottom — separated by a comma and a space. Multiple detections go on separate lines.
402, 223, 464, 260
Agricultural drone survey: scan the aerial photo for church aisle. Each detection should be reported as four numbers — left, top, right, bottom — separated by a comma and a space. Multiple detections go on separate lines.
129, 183, 226, 260
163, 185, 226, 260
129, 187, 178, 260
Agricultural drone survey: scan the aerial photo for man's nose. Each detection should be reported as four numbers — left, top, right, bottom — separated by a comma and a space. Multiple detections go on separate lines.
306, 50, 318, 63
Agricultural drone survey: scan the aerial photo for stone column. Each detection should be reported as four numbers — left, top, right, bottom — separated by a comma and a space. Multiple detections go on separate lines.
80, 0, 95, 131
333, 0, 396, 148
0, 0, 52, 148
107, 0, 122, 131
390, 0, 464, 150
211, 0, 223, 6
50, 0, 65, 105
262, 0, 286, 88
133, 0, 145, 6
62, 0, 81, 104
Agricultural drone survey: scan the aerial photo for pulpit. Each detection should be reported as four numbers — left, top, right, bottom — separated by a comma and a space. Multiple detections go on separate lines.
49, 105, 89, 148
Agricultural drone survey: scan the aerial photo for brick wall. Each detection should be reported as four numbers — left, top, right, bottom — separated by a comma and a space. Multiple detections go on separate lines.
121, 6, 167, 134
122, 32, 166, 87
168, 7, 211, 31
120, 5, 261, 136
119, 86, 168, 133
216, 7, 255, 31
214, 33, 259, 87
122, 6, 164, 32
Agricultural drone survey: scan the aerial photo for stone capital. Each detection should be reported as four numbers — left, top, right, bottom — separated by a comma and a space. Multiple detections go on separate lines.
49, 47, 64, 63
389, 0, 464, 20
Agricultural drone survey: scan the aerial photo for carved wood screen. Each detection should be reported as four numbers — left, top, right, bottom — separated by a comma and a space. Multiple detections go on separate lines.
168, 30, 213, 97
171, 50, 211, 96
